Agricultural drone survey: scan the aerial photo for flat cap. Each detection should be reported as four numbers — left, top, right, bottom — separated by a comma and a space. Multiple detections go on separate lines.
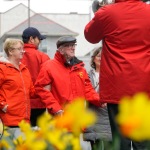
56, 36, 76, 48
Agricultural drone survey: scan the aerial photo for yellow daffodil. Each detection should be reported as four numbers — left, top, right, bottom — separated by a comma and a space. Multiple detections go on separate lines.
3, 126, 10, 137
13, 135, 24, 145
55, 98, 96, 136
70, 136, 81, 150
0, 140, 10, 149
37, 112, 80, 149
16, 120, 47, 150
47, 129, 72, 149
1, 98, 97, 150
116, 92, 150, 141
19, 120, 32, 133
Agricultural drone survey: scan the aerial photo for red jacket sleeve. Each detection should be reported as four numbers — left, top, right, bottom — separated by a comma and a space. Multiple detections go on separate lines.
35, 63, 62, 114
84, 70, 100, 107
84, 7, 107, 43
29, 81, 36, 98
0, 69, 7, 110
41, 53, 50, 63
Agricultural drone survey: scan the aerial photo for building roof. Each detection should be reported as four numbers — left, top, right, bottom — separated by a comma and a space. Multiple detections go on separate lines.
5, 13, 78, 37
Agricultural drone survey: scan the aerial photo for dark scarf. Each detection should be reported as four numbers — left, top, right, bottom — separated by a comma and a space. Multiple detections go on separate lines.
55, 51, 82, 67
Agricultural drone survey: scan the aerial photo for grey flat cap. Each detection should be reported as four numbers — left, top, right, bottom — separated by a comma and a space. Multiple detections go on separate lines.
56, 36, 76, 48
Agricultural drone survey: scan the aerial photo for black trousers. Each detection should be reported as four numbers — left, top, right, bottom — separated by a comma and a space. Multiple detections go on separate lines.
30, 108, 46, 126
107, 104, 147, 150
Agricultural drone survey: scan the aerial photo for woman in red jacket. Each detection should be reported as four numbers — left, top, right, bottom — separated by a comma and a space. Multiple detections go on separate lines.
0, 38, 34, 139
84, 0, 150, 149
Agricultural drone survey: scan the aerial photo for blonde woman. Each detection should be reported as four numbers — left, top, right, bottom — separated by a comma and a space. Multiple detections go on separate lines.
0, 38, 34, 139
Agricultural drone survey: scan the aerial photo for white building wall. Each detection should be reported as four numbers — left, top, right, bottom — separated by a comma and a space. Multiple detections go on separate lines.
39, 36, 58, 58
0, 4, 101, 58
42, 13, 101, 57
0, 5, 35, 52
1, 4, 34, 36
78, 56, 91, 71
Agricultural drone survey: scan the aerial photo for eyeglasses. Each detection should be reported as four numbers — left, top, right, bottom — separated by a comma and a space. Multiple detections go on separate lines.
62, 43, 77, 48
11, 47, 25, 52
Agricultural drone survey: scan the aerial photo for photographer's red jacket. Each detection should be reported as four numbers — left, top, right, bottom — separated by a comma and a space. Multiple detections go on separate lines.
84, 0, 150, 103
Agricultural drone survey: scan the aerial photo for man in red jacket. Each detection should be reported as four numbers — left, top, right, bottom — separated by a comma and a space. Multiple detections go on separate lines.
84, 0, 150, 150
21, 27, 50, 126
35, 36, 100, 116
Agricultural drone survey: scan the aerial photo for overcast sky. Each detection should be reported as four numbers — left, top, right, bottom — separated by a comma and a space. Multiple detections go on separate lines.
0, 0, 92, 14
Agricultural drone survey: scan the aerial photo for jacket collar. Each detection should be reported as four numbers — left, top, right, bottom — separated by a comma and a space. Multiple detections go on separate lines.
55, 51, 66, 65
24, 43, 37, 50
54, 51, 84, 69
0, 56, 26, 71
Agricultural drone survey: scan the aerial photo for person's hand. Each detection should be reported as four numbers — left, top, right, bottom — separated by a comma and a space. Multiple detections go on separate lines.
2, 104, 8, 113
100, 103, 107, 107
54, 110, 64, 117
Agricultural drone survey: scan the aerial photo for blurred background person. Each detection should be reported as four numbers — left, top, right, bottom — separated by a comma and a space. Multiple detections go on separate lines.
83, 47, 112, 150
0, 38, 34, 139
21, 27, 50, 127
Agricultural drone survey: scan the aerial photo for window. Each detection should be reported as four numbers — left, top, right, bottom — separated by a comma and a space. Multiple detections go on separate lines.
39, 39, 47, 53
